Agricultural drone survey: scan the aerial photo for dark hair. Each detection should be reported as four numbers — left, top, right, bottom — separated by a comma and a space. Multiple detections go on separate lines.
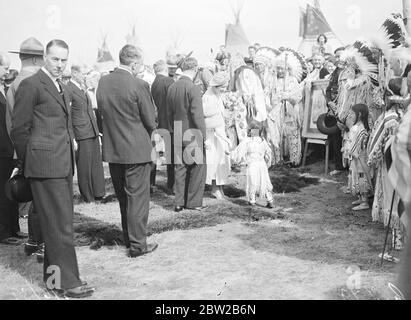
119, 45, 143, 66
247, 120, 267, 139
248, 46, 256, 51
352, 104, 370, 131
317, 34, 328, 44
46, 39, 69, 54
181, 57, 198, 71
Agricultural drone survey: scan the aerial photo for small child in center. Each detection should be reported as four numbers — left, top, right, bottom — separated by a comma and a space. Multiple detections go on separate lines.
231, 120, 275, 208
346, 103, 373, 211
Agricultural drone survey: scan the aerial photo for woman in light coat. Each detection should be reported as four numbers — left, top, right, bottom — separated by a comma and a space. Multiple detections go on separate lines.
203, 72, 231, 199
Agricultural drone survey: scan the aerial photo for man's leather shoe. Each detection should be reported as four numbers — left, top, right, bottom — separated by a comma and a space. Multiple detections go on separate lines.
13, 231, 28, 239
128, 243, 158, 258
64, 285, 95, 299
24, 242, 38, 256
174, 206, 184, 212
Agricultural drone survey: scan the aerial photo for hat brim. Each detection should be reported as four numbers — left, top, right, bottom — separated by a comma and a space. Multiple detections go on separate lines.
316, 113, 339, 135
9, 50, 44, 56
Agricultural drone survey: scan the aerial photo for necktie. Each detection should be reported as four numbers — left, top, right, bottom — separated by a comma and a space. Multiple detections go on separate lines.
56, 78, 63, 94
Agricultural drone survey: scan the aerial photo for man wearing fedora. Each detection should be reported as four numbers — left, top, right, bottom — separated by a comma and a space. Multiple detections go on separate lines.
0, 52, 21, 245
11, 39, 95, 298
7, 37, 45, 258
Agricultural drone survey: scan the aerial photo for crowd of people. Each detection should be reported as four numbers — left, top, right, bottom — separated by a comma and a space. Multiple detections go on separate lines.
1, 12, 411, 299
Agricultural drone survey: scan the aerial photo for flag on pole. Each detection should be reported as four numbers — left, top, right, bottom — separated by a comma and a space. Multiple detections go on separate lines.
298, 3, 343, 57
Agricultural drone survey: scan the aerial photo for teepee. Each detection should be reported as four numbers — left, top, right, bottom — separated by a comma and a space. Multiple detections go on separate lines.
298, 0, 343, 57
225, 2, 250, 57
126, 24, 140, 47
95, 33, 116, 74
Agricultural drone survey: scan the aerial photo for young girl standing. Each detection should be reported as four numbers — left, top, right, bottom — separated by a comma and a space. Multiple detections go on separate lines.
231, 121, 275, 208
346, 104, 373, 211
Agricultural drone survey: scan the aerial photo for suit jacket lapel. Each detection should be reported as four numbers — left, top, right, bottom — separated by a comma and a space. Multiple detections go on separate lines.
38, 69, 67, 114
69, 82, 87, 104
0, 90, 5, 106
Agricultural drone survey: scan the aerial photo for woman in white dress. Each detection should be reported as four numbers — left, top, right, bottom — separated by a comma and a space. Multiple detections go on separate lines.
203, 72, 231, 199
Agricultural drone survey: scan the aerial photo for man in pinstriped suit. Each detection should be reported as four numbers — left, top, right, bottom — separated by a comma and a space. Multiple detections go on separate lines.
11, 39, 94, 298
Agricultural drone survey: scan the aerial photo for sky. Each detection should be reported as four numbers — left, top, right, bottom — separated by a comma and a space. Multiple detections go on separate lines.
0, 0, 404, 70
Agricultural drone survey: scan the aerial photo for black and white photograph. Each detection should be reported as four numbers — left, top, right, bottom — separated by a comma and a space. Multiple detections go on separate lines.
1, 0, 411, 305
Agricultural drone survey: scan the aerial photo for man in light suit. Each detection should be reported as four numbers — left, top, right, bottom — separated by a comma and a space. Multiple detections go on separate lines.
67, 64, 105, 203
11, 40, 94, 298
166, 57, 207, 212
97, 45, 158, 258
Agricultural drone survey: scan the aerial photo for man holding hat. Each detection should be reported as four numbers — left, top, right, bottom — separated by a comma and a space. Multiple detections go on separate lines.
0, 52, 21, 245
7, 37, 45, 259
12, 39, 95, 298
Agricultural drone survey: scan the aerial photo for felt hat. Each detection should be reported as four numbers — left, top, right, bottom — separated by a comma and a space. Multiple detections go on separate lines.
9, 37, 44, 56
4, 173, 33, 203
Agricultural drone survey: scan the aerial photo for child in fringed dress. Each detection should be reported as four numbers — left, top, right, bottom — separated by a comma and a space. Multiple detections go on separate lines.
346, 104, 373, 211
231, 120, 275, 208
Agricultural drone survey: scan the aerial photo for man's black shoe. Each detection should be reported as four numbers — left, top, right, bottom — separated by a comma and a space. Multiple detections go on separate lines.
128, 243, 158, 258
24, 242, 38, 256
64, 285, 96, 299
174, 206, 184, 212
34, 243, 45, 263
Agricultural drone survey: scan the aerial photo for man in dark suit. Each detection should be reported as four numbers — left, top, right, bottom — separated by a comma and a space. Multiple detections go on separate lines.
97, 44, 158, 258
11, 40, 94, 298
7, 38, 45, 258
67, 64, 105, 203
166, 57, 207, 212
0, 52, 20, 245
326, 47, 346, 176
151, 60, 175, 192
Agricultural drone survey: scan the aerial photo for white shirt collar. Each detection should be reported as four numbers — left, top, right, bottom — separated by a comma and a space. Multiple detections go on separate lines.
70, 79, 83, 91
41, 67, 61, 91
41, 67, 59, 82
118, 66, 133, 75
181, 73, 194, 81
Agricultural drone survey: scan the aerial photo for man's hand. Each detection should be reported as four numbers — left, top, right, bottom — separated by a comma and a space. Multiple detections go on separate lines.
327, 101, 337, 113
10, 167, 20, 179
73, 139, 78, 152
337, 122, 347, 132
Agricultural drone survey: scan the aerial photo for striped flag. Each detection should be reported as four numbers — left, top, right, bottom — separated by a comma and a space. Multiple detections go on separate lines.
387, 107, 411, 228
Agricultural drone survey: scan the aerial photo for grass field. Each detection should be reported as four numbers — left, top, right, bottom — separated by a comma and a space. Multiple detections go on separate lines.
0, 155, 401, 300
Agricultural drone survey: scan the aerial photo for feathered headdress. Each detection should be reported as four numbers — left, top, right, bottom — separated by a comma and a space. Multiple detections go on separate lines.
340, 40, 379, 84
255, 47, 280, 69
371, 13, 408, 60
275, 47, 308, 83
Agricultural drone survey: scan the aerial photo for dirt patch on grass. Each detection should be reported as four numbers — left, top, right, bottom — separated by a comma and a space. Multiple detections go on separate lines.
0, 160, 399, 300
